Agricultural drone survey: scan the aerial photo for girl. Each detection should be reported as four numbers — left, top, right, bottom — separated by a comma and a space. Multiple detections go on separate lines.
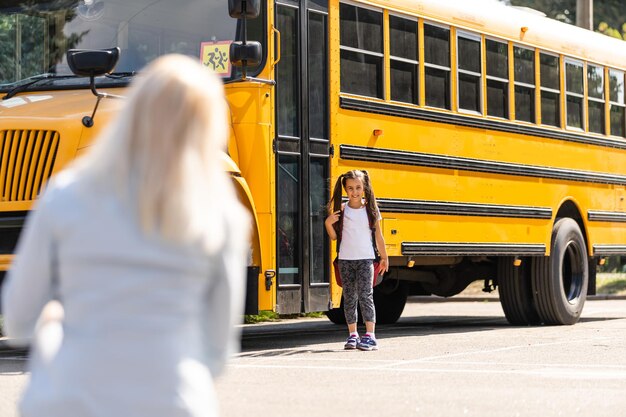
325, 170, 389, 351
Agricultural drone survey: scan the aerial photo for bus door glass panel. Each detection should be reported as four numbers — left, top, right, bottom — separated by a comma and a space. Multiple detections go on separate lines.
277, 155, 301, 285
308, 8, 329, 285
276, 3, 301, 286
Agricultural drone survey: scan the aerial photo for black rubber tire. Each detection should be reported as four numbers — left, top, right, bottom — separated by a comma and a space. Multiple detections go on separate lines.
325, 302, 347, 325
497, 257, 541, 325
373, 280, 408, 324
532, 218, 588, 325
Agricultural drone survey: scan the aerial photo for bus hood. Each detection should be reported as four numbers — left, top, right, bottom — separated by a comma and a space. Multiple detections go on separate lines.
0, 89, 121, 120
0, 89, 241, 175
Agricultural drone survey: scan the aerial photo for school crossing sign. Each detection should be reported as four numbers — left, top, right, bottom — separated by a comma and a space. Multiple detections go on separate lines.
201, 41, 232, 77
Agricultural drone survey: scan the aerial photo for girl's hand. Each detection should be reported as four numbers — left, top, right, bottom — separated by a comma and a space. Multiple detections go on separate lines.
377, 258, 389, 275
325, 210, 341, 226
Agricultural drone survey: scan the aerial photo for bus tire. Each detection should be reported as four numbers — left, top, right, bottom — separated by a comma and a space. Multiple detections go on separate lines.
497, 257, 541, 325
325, 298, 346, 325
374, 280, 408, 324
532, 218, 588, 325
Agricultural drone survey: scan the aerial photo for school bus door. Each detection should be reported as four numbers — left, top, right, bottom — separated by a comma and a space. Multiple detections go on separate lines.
274, 0, 330, 314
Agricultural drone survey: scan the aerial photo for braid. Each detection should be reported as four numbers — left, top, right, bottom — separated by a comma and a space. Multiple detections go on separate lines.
327, 174, 344, 214
361, 170, 379, 229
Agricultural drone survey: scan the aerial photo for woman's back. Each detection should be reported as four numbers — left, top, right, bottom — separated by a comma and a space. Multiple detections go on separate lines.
1, 55, 249, 417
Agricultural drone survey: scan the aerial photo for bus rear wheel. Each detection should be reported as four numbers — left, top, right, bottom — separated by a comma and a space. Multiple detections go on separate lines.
497, 257, 541, 325
374, 280, 408, 324
325, 280, 408, 325
532, 218, 588, 325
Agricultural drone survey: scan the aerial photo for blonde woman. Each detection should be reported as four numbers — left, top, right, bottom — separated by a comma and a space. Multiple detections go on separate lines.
2, 55, 249, 417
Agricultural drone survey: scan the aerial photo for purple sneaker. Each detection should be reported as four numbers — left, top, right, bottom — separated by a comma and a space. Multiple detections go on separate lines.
344, 335, 360, 350
357, 335, 378, 351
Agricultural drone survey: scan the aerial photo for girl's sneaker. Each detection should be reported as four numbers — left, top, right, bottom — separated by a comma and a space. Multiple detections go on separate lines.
357, 335, 378, 351
344, 335, 360, 350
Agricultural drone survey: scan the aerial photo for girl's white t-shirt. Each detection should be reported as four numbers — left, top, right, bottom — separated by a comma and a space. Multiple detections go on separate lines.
338, 204, 378, 260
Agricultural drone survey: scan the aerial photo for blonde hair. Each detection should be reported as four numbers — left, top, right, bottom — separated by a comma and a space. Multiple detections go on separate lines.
74, 54, 248, 253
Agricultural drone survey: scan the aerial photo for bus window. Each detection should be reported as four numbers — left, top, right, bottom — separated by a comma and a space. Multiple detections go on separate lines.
424, 23, 451, 109
486, 39, 509, 118
540, 53, 560, 127
389, 14, 418, 105
514, 46, 535, 123
587, 64, 605, 134
609, 69, 626, 137
457, 32, 482, 114
0, 14, 47, 83
339, 3, 383, 99
566, 60, 584, 129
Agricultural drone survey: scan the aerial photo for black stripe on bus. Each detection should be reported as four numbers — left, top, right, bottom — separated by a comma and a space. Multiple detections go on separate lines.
377, 198, 552, 219
401, 242, 546, 256
588, 210, 626, 222
340, 145, 626, 186
340, 97, 626, 151
593, 245, 626, 255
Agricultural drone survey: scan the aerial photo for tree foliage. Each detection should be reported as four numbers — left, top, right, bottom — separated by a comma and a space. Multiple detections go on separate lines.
509, 0, 626, 40
0, 1, 85, 83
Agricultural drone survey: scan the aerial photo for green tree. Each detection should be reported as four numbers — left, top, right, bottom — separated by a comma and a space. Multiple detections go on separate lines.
0, 1, 85, 83
509, 0, 626, 41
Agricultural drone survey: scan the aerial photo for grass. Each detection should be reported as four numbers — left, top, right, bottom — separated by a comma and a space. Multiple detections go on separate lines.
243, 310, 325, 324
597, 273, 626, 296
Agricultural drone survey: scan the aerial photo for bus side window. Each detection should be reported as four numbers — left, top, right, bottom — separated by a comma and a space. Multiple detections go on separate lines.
609, 69, 626, 138
457, 32, 482, 114
587, 64, 605, 134
540, 53, 560, 127
565, 59, 584, 130
424, 23, 451, 110
339, 3, 384, 99
514, 45, 535, 123
485, 39, 509, 119
389, 14, 418, 105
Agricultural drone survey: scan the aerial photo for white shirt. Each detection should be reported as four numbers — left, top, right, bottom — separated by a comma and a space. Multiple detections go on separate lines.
338, 205, 378, 260
1, 171, 247, 417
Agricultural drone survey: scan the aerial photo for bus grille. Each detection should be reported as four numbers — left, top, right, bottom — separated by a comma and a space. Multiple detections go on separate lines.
0, 130, 59, 202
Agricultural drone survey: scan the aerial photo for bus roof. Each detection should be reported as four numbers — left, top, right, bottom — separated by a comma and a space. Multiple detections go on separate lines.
359, 0, 626, 69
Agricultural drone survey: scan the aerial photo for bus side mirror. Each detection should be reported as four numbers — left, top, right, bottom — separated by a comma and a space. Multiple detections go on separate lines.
66, 47, 120, 77
228, 0, 260, 19
66, 47, 123, 128
230, 41, 262, 67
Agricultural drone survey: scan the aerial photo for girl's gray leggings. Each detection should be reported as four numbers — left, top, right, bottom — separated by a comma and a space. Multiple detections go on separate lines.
338, 259, 376, 324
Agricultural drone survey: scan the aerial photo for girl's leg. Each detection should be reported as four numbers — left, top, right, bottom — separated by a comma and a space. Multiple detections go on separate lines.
339, 260, 359, 326
355, 260, 376, 324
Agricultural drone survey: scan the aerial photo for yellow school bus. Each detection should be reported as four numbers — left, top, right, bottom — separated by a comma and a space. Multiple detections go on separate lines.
1, 0, 626, 326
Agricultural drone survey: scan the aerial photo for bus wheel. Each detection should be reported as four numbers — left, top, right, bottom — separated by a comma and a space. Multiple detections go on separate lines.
325, 299, 346, 325
374, 280, 408, 324
497, 257, 540, 325
532, 218, 588, 325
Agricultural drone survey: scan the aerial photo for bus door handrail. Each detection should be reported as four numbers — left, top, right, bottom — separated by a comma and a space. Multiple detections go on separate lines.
272, 25, 281, 68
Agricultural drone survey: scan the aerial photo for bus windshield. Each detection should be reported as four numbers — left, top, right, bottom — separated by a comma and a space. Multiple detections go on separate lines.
0, 0, 264, 89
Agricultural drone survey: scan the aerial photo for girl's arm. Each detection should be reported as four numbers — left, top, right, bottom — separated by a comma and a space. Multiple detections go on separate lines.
374, 220, 389, 273
324, 210, 341, 241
